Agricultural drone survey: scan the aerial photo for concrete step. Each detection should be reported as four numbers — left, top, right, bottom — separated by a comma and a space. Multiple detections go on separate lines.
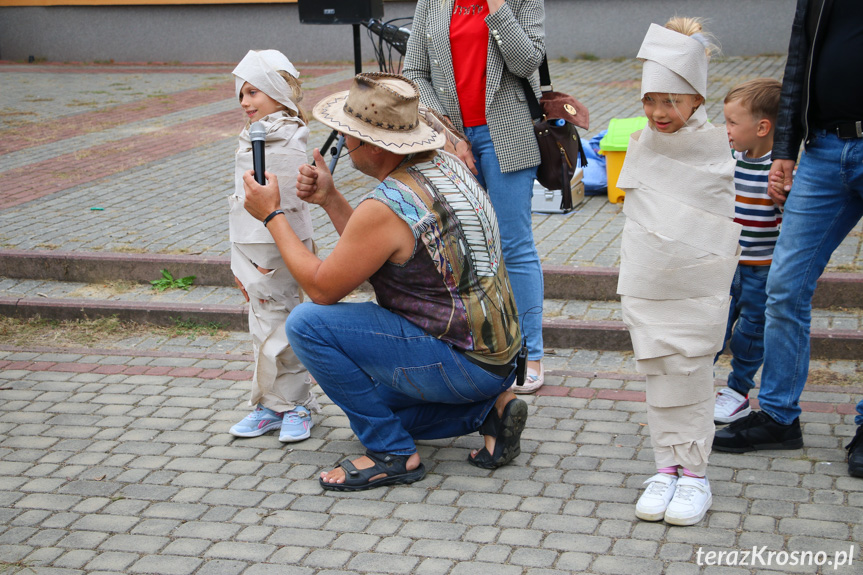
4, 249, 863, 307
0, 276, 374, 331
3, 275, 863, 359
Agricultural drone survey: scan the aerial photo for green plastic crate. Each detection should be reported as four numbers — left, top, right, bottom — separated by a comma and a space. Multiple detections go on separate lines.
598, 116, 648, 202
599, 116, 649, 152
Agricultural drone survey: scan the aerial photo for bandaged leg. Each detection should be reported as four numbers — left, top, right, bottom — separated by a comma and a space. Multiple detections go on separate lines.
232, 242, 320, 413
643, 356, 715, 476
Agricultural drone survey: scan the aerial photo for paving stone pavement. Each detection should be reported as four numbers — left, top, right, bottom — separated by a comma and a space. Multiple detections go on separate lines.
2, 56, 863, 574
1, 338, 862, 575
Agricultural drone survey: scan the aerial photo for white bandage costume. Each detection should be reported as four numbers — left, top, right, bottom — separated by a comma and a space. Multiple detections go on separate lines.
231, 50, 319, 413
617, 25, 741, 475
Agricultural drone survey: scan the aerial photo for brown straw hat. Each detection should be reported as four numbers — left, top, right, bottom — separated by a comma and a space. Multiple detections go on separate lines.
312, 73, 445, 154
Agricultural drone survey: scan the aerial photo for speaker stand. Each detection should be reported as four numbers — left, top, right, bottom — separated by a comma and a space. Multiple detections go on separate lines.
318, 24, 363, 174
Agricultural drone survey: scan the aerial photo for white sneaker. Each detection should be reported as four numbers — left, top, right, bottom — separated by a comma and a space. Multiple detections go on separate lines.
664, 476, 712, 526
714, 387, 751, 424
635, 473, 678, 521
512, 363, 544, 395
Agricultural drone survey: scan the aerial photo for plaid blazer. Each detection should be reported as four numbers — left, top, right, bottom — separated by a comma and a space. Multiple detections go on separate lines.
404, 0, 546, 173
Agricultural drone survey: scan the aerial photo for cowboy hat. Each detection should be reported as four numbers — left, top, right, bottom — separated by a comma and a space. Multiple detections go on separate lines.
312, 73, 445, 154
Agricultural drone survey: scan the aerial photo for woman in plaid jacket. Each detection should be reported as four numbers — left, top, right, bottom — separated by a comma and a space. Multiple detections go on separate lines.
404, 0, 547, 393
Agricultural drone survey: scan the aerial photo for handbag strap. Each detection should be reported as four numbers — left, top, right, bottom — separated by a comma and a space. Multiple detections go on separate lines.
537, 55, 552, 89
522, 55, 549, 121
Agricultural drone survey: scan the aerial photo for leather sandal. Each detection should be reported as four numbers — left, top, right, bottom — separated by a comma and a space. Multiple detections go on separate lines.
468, 398, 528, 469
319, 450, 427, 492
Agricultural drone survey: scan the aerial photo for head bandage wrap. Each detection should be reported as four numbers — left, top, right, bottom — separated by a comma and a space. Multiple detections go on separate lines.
637, 23, 708, 98
233, 50, 300, 115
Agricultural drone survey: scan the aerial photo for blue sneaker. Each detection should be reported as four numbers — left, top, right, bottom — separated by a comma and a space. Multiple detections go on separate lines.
230, 405, 283, 437
279, 407, 313, 443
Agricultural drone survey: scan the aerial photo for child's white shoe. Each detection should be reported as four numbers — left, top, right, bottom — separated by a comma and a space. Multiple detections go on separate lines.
635, 473, 678, 521
714, 387, 751, 424
664, 476, 712, 526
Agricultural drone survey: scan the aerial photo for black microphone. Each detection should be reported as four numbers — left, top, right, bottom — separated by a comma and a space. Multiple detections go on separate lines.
250, 122, 266, 185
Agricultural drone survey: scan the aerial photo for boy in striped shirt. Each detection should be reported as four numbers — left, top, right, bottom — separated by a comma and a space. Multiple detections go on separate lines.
714, 78, 783, 424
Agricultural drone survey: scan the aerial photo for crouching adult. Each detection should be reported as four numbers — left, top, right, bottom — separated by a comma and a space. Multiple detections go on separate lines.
242, 73, 528, 491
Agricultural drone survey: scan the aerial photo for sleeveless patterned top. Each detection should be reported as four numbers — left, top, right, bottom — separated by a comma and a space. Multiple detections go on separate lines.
363, 150, 521, 365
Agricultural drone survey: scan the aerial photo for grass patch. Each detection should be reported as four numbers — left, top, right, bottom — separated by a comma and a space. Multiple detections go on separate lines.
104, 280, 138, 294
171, 317, 225, 339
790, 453, 816, 462
68, 99, 99, 107
0, 559, 36, 574
151, 269, 196, 291
1, 315, 138, 347
806, 368, 863, 387
66, 280, 140, 299
0, 315, 230, 348
113, 246, 148, 254
577, 52, 600, 61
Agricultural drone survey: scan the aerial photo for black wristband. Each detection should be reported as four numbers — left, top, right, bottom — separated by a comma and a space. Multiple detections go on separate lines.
263, 209, 285, 228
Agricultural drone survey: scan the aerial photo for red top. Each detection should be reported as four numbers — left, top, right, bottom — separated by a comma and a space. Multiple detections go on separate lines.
450, 0, 488, 127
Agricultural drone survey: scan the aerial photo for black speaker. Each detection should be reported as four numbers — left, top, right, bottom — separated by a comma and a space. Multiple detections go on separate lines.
298, 0, 384, 25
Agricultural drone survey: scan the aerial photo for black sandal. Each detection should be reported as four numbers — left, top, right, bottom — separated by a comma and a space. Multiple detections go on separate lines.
319, 450, 427, 492
468, 398, 528, 469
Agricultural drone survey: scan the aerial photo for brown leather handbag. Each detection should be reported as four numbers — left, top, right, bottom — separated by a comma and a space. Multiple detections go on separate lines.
523, 56, 590, 213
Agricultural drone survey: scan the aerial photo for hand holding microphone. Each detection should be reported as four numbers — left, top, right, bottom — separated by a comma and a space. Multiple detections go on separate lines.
250, 121, 267, 185
244, 123, 282, 224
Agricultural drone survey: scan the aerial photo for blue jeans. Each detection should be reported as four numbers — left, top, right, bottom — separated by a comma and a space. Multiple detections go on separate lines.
759, 130, 863, 425
285, 302, 516, 455
718, 264, 770, 396
465, 124, 544, 360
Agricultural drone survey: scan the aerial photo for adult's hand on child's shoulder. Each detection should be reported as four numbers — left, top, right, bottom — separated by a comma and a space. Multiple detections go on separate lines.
296, 148, 335, 207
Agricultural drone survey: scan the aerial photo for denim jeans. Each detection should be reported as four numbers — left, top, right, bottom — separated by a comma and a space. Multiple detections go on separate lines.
465, 124, 544, 360
857, 398, 863, 426
718, 264, 771, 396
285, 302, 516, 455
759, 130, 863, 425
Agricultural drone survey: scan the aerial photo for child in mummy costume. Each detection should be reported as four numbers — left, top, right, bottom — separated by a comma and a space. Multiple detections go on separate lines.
617, 19, 741, 526
228, 50, 320, 442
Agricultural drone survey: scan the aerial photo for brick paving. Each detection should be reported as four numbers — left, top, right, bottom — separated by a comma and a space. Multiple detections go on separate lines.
1, 56, 863, 574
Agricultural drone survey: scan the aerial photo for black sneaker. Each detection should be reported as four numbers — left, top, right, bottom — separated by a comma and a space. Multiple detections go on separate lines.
846, 424, 863, 478
713, 410, 803, 453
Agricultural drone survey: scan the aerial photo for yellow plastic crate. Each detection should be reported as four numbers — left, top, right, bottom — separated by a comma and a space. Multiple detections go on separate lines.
599, 117, 648, 203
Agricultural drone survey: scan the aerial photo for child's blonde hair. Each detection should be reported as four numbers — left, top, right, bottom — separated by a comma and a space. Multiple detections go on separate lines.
277, 70, 308, 124
665, 16, 719, 58
724, 78, 781, 123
